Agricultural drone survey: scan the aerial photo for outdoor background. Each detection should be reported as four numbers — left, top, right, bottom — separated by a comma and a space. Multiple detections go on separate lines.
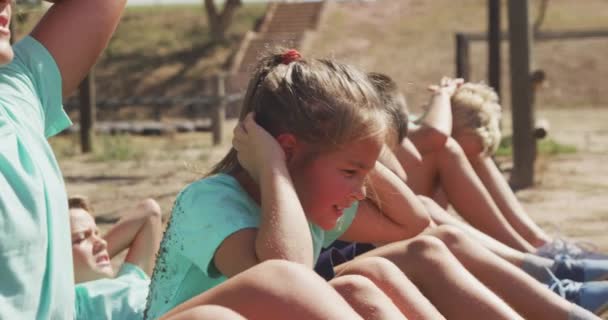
12, 1, 608, 312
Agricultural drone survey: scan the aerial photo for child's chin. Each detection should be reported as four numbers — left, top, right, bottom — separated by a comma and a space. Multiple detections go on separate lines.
317, 219, 338, 231
98, 266, 115, 278
0, 44, 14, 65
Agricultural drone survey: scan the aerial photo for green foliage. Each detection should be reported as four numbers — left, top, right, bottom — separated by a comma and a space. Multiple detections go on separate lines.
496, 136, 577, 157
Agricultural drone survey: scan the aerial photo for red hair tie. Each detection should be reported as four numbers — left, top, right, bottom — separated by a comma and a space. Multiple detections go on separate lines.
281, 49, 301, 65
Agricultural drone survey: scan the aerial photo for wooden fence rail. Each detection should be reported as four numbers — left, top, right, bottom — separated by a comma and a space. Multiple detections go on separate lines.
454, 25, 608, 189
65, 72, 243, 152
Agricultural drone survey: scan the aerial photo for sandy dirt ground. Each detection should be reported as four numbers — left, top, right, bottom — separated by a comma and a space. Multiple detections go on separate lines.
508, 108, 608, 253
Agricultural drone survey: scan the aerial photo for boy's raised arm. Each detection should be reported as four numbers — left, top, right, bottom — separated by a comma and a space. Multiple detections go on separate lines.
31, 0, 126, 98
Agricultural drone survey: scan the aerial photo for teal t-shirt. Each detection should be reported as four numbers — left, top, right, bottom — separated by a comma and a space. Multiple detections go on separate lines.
0, 36, 74, 319
144, 173, 358, 319
75, 263, 150, 320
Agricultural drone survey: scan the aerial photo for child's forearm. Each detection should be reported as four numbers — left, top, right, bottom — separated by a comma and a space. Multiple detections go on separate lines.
421, 91, 452, 134
378, 146, 408, 183
104, 199, 161, 258
105, 218, 145, 259
410, 91, 452, 153
255, 162, 314, 267
367, 162, 431, 237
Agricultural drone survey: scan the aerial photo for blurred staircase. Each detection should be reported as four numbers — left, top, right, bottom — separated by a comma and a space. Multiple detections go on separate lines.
226, 1, 329, 116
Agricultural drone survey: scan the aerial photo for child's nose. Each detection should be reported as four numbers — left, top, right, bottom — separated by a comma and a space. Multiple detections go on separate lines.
93, 236, 108, 253
352, 185, 366, 201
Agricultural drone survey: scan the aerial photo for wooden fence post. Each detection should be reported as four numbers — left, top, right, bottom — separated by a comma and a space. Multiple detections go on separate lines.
211, 73, 225, 146
488, 0, 501, 100
79, 69, 96, 153
508, 0, 536, 189
455, 33, 470, 80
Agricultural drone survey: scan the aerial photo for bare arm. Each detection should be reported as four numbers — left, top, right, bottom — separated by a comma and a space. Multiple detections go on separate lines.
377, 145, 408, 183
214, 163, 314, 278
472, 156, 551, 247
408, 77, 463, 153
339, 162, 431, 243
31, 0, 126, 98
214, 114, 313, 277
255, 162, 313, 265
103, 199, 162, 275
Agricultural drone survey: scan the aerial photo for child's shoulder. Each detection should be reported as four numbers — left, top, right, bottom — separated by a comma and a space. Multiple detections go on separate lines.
179, 173, 240, 197
174, 173, 253, 213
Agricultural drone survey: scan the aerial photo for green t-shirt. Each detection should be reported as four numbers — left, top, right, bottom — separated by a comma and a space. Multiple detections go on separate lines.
75, 263, 150, 320
144, 173, 358, 319
0, 36, 74, 319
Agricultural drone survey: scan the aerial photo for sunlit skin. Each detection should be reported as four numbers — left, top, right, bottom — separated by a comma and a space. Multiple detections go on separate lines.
0, 0, 13, 65
452, 129, 484, 159
290, 136, 384, 230
70, 208, 114, 283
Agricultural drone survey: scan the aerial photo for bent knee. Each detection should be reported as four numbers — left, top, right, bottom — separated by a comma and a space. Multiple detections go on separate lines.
405, 235, 450, 261
253, 260, 325, 289
330, 274, 382, 296
342, 257, 403, 283
254, 259, 308, 277
139, 198, 162, 220
184, 305, 245, 320
431, 225, 468, 246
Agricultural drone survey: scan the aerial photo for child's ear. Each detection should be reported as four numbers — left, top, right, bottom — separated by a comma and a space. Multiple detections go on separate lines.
276, 133, 298, 161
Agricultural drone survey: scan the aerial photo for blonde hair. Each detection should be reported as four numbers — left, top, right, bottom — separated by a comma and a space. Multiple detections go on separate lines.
451, 82, 502, 156
209, 48, 388, 175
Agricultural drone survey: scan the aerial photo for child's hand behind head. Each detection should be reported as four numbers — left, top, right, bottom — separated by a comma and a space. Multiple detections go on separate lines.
232, 112, 286, 183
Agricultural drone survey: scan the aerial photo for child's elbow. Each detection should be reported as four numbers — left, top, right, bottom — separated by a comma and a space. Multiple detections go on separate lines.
392, 209, 431, 240
424, 127, 450, 151
139, 198, 162, 221
412, 127, 450, 154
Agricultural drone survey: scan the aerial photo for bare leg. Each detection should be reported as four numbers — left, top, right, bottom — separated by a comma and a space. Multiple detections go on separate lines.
329, 275, 407, 320
105, 198, 163, 275
167, 305, 246, 320
335, 256, 445, 320
423, 196, 539, 267
400, 137, 534, 252
427, 225, 583, 320
160, 260, 363, 320
396, 138, 438, 197
357, 236, 524, 320
471, 156, 552, 247
431, 138, 535, 252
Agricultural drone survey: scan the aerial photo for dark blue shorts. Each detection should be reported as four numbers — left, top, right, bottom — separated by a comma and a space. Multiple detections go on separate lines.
314, 241, 376, 281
